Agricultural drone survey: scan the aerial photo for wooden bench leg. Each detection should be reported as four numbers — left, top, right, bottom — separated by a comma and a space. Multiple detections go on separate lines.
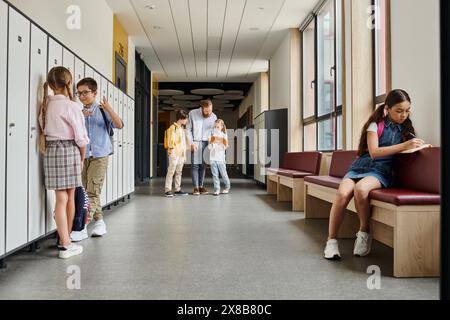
277, 183, 292, 202
292, 180, 304, 212
267, 177, 278, 195
393, 210, 440, 278
304, 193, 332, 219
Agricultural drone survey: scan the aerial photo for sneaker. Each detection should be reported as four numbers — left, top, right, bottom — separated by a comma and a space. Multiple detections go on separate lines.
213, 191, 220, 196
193, 188, 200, 196
324, 239, 341, 260
353, 231, 373, 257
70, 226, 88, 242
91, 219, 107, 237
59, 243, 83, 259
199, 187, 209, 195
174, 190, 189, 196
222, 189, 230, 194
165, 191, 174, 198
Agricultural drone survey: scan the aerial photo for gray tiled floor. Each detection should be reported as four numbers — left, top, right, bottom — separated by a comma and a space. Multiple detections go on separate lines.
0, 173, 439, 300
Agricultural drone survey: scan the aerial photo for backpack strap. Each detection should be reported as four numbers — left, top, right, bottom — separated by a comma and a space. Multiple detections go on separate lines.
377, 121, 385, 139
99, 108, 114, 136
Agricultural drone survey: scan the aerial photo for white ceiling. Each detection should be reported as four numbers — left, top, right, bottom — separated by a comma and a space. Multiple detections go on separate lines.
106, 0, 317, 82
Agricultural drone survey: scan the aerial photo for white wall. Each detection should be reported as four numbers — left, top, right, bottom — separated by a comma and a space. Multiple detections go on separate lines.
269, 31, 291, 111
269, 29, 301, 151
390, 0, 440, 146
9, 0, 114, 80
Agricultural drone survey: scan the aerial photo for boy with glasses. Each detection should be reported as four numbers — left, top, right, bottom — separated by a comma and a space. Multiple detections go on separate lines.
71, 78, 123, 241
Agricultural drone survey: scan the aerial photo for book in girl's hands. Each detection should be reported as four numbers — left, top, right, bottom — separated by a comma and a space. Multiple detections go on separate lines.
400, 144, 433, 154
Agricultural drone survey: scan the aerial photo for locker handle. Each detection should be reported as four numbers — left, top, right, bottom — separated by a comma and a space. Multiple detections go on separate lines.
30, 127, 37, 131
9, 123, 15, 128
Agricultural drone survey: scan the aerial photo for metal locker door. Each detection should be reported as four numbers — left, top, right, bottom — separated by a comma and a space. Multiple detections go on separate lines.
0, 0, 8, 256
93, 72, 102, 103
118, 92, 124, 198
106, 80, 114, 204
48, 38, 62, 70
123, 96, 128, 195
28, 24, 47, 241
127, 97, 131, 194
62, 48, 74, 82
6, 8, 30, 252
131, 100, 135, 193
84, 64, 94, 79
74, 57, 84, 109
112, 86, 119, 201
127, 97, 132, 194
47, 38, 62, 98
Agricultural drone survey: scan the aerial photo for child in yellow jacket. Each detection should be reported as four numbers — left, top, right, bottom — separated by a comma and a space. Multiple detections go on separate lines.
165, 111, 189, 197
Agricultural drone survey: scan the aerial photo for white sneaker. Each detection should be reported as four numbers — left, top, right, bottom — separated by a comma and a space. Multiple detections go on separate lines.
353, 231, 372, 257
59, 243, 83, 259
91, 219, 107, 237
213, 191, 220, 196
70, 226, 88, 242
324, 239, 341, 260
222, 189, 230, 194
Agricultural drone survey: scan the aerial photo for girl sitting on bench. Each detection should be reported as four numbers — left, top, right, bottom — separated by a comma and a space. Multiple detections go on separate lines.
324, 89, 424, 260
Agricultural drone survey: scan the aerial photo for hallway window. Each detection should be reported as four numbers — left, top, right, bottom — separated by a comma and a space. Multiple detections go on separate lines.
303, 20, 316, 121
374, 0, 391, 104
302, 0, 343, 152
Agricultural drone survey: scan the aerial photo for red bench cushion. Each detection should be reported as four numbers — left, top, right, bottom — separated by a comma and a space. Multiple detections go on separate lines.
329, 151, 358, 178
281, 152, 322, 175
370, 189, 440, 205
267, 168, 279, 175
277, 169, 314, 179
304, 175, 343, 190
394, 147, 440, 194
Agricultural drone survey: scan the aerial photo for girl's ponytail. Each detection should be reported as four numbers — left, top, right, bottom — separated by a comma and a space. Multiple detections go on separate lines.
65, 83, 74, 101
39, 81, 49, 154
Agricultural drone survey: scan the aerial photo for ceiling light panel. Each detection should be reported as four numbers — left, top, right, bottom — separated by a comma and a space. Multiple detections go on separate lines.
172, 95, 203, 101
191, 88, 225, 95
158, 89, 185, 96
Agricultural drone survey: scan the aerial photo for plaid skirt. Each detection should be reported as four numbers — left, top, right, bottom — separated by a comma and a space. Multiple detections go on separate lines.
44, 140, 82, 190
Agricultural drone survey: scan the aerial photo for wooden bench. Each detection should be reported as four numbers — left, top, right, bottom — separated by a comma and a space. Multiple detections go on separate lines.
267, 152, 322, 211
304, 148, 440, 278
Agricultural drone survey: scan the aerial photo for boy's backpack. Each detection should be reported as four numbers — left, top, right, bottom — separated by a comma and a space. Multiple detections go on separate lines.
164, 124, 177, 150
73, 186, 90, 232
99, 108, 115, 155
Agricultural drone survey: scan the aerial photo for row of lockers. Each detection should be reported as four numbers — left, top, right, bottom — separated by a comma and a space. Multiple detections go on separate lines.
0, 2, 135, 258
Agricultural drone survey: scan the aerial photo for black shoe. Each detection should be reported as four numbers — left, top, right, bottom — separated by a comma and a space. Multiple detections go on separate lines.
165, 192, 174, 198
174, 190, 189, 196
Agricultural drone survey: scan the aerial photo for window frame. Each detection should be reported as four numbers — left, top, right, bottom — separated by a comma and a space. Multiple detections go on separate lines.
302, 0, 343, 152
373, 0, 392, 106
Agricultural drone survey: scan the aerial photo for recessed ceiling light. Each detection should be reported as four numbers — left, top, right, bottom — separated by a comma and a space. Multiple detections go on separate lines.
145, 4, 156, 10
258, 7, 264, 10
250, 27, 260, 31
153, 26, 163, 30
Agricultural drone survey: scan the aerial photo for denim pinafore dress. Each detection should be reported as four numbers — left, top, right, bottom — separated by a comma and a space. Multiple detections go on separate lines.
344, 117, 403, 188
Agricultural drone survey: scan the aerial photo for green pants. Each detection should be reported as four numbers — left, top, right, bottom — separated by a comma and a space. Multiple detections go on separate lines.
82, 156, 108, 223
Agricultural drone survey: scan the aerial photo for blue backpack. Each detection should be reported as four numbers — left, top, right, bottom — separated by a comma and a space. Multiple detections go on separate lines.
73, 186, 90, 231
